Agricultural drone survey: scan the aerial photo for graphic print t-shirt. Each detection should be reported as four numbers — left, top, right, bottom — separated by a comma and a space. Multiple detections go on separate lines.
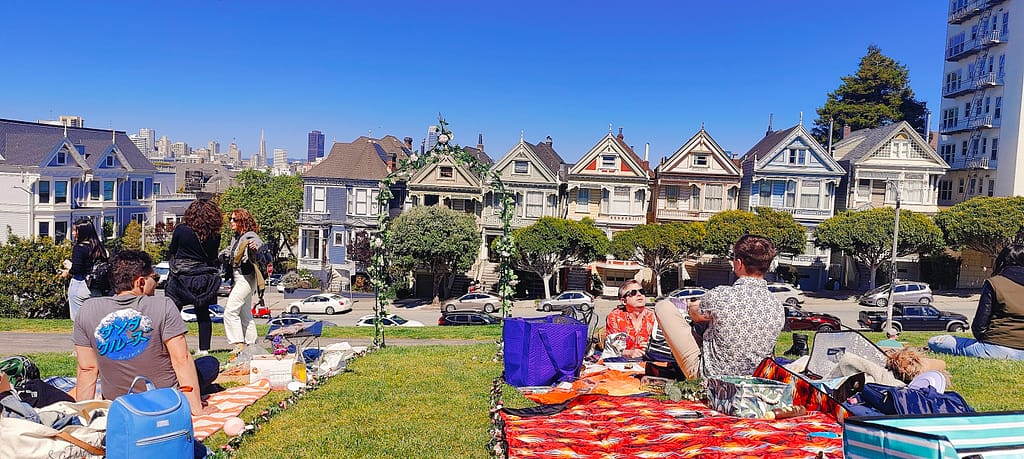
72, 294, 189, 399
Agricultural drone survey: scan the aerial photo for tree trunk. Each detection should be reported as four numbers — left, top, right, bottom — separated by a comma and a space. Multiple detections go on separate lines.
653, 269, 663, 297
541, 274, 553, 299
432, 274, 444, 306
868, 263, 879, 290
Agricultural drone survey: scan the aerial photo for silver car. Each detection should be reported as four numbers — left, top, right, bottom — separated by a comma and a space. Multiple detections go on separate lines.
442, 293, 503, 313
537, 291, 595, 312
858, 281, 933, 308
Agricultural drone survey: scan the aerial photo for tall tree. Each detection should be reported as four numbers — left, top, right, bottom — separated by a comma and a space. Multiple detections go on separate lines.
814, 208, 943, 288
219, 169, 304, 260
120, 220, 143, 252
812, 45, 928, 147
0, 232, 70, 318
509, 217, 609, 299
607, 222, 705, 297
388, 206, 481, 305
704, 209, 806, 257
934, 196, 1024, 266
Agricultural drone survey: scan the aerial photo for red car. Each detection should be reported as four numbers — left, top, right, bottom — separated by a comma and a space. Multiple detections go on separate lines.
783, 305, 841, 332
251, 301, 271, 319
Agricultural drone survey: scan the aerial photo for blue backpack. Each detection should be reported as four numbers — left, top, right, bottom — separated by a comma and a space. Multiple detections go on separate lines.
106, 377, 194, 459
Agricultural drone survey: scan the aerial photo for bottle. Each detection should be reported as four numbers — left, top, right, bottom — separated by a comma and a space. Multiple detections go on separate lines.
292, 351, 307, 383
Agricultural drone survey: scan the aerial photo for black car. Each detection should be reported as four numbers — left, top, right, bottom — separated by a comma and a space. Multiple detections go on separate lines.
858, 302, 969, 333
438, 311, 501, 326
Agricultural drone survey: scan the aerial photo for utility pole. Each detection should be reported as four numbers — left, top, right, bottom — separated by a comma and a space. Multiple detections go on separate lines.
884, 176, 903, 330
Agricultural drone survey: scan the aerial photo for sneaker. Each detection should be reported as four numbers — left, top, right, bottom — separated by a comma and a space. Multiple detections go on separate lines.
194, 350, 209, 357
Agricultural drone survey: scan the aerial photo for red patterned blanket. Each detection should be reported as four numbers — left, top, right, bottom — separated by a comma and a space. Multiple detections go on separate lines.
502, 395, 843, 458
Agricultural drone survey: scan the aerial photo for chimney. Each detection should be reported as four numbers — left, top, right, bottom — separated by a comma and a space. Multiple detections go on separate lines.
644, 142, 649, 162
388, 153, 396, 172
477, 133, 484, 151
404, 136, 413, 149
766, 113, 774, 137
545, 135, 552, 146
617, 127, 624, 141
842, 124, 852, 139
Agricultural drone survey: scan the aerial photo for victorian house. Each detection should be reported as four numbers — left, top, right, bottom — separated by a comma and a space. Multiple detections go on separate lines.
297, 135, 410, 291
0, 119, 157, 244
831, 121, 950, 288
567, 129, 653, 296
651, 126, 743, 289
738, 122, 845, 291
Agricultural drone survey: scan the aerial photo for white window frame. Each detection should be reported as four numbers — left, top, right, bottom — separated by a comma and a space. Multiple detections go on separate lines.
103, 181, 115, 201
600, 155, 617, 169
692, 154, 709, 167
334, 231, 345, 247
576, 188, 590, 212
787, 148, 807, 165
301, 229, 321, 260
525, 191, 543, 218
704, 184, 723, 211
312, 186, 326, 213
438, 166, 454, 179
513, 160, 529, 174
799, 181, 820, 209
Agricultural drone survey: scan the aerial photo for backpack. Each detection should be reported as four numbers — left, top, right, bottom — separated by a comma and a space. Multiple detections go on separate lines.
0, 355, 41, 390
106, 377, 194, 459
86, 259, 111, 293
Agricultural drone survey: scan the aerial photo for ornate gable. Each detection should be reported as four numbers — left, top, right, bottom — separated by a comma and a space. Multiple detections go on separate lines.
659, 128, 740, 177
861, 123, 949, 169
97, 145, 133, 171
42, 139, 89, 169
756, 125, 844, 176
568, 133, 649, 180
493, 141, 558, 184
407, 153, 483, 189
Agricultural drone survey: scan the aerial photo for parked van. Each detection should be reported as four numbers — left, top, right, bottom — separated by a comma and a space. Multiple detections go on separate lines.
858, 281, 932, 308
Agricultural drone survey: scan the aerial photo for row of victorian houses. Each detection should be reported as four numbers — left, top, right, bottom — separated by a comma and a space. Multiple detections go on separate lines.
295, 120, 951, 297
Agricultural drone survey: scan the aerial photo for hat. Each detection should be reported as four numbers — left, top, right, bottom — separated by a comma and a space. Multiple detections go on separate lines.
884, 327, 899, 336
907, 370, 947, 393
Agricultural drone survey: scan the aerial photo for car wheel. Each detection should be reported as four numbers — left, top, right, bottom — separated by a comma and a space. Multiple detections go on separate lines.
325, 306, 335, 315
919, 296, 932, 304
444, 304, 456, 312
579, 303, 591, 312
289, 306, 300, 314
876, 298, 888, 309
890, 323, 902, 333
817, 324, 836, 332
542, 304, 552, 312
785, 297, 800, 306
949, 323, 965, 333
484, 303, 496, 313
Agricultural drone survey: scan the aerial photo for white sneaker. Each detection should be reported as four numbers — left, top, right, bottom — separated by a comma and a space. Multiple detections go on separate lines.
194, 350, 209, 357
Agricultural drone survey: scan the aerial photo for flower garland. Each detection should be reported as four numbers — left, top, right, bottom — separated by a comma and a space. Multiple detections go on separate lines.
487, 373, 508, 459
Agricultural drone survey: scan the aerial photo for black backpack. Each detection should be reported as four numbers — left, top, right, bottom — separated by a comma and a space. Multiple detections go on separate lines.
87, 258, 112, 293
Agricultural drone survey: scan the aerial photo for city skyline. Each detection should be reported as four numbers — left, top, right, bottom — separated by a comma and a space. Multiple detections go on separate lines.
2, 1, 947, 163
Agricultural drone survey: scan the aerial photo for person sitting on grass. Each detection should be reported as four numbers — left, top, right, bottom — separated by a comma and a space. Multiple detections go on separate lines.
928, 244, 1024, 361
604, 280, 655, 359
654, 235, 784, 380
72, 250, 220, 416
877, 328, 905, 351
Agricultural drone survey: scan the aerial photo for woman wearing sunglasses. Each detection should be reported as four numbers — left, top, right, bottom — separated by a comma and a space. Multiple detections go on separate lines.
604, 280, 655, 359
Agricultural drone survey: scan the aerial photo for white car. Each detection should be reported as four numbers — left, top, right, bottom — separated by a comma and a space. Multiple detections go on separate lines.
287, 293, 352, 315
180, 305, 224, 323
354, 314, 424, 327
767, 283, 806, 306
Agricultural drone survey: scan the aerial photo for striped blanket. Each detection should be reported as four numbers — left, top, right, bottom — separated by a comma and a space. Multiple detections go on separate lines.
192, 379, 272, 440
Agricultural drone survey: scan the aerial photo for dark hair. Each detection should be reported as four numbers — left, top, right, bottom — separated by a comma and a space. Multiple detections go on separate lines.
229, 208, 259, 234
183, 200, 223, 242
110, 250, 153, 293
994, 244, 1024, 276
72, 217, 106, 260
733, 234, 776, 275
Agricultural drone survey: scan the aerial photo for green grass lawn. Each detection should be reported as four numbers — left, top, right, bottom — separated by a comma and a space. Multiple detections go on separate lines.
15, 330, 1024, 457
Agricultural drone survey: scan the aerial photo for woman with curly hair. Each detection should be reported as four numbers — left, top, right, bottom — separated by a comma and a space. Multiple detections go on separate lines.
219, 208, 264, 354
165, 200, 223, 356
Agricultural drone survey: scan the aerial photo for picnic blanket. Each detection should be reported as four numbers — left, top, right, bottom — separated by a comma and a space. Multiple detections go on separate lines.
502, 395, 843, 458
192, 378, 272, 440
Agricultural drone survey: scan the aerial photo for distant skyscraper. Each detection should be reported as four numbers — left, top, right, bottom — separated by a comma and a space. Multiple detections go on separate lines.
157, 135, 172, 158
208, 140, 220, 159
228, 141, 241, 164
258, 129, 267, 168
274, 148, 288, 167
171, 141, 190, 158
37, 115, 84, 128
307, 130, 325, 162
423, 125, 439, 153
129, 128, 156, 156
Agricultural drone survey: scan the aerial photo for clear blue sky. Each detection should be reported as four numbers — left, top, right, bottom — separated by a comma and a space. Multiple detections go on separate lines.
1, 1, 947, 163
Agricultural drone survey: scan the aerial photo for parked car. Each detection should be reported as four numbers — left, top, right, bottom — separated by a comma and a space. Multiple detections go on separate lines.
251, 301, 271, 319
218, 280, 232, 297
267, 274, 283, 286
783, 305, 841, 332
858, 303, 969, 333
354, 314, 424, 327
438, 311, 502, 326
154, 262, 170, 288
442, 292, 502, 313
287, 293, 352, 315
180, 304, 225, 323
768, 283, 806, 306
267, 314, 314, 328
537, 290, 595, 312
661, 288, 708, 302
858, 281, 933, 308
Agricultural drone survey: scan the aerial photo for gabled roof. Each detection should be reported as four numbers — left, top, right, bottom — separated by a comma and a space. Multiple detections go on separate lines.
740, 123, 844, 175
657, 127, 741, 176
740, 126, 799, 164
832, 121, 947, 167
568, 131, 652, 178
305, 135, 411, 181
530, 139, 567, 181
462, 145, 492, 165
0, 118, 154, 171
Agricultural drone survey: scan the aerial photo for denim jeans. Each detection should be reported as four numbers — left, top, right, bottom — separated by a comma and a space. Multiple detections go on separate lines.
927, 334, 1024, 360
67, 278, 91, 321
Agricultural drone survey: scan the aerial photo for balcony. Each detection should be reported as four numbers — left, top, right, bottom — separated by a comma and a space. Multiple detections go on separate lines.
298, 211, 331, 225
940, 120, 972, 134
942, 82, 974, 98
975, 72, 1003, 88
968, 115, 997, 129
948, 1, 984, 23
968, 158, 992, 169
948, 157, 996, 170
597, 214, 646, 225
781, 208, 832, 219
655, 208, 715, 221
480, 214, 527, 228
979, 29, 1004, 47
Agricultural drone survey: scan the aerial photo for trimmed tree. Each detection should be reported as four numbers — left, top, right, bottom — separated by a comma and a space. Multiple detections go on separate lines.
219, 169, 304, 261
812, 45, 928, 147
934, 196, 1024, 266
388, 205, 481, 305
0, 232, 71, 318
813, 207, 943, 289
704, 208, 806, 257
510, 217, 608, 299
607, 222, 705, 297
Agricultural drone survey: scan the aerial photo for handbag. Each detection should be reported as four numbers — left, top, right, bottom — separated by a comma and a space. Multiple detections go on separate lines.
0, 400, 108, 459
503, 315, 588, 387
857, 383, 974, 415
707, 376, 795, 418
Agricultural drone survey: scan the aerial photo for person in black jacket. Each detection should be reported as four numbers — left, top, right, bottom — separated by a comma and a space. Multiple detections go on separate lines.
929, 244, 1024, 360
165, 200, 223, 356
62, 217, 107, 321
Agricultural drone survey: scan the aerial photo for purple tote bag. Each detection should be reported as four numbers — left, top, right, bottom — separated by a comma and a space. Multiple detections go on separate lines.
503, 315, 588, 387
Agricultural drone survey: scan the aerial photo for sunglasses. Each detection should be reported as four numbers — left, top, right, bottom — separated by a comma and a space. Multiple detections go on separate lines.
229, 217, 237, 222
622, 288, 645, 298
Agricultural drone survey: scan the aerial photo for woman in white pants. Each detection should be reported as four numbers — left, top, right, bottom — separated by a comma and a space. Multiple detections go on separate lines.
220, 208, 263, 354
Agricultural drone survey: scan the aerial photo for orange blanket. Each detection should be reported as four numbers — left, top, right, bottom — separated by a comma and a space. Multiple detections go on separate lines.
523, 368, 644, 405
192, 379, 272, 440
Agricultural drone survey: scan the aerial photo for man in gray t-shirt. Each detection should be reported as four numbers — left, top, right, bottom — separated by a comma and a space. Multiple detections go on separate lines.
73, 250, 218, 416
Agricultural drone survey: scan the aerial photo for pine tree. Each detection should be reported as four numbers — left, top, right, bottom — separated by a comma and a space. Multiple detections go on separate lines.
812, 46, 928, 146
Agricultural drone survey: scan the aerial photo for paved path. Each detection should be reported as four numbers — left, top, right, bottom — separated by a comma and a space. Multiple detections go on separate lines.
0, 332, 489, 355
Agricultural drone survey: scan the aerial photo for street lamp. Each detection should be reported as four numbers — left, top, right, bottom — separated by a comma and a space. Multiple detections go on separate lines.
14, 184, 34, 238
883, 176, 904, 331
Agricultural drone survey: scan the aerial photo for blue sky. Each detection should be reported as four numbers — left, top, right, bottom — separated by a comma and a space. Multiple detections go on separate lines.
1, 1, 947, 163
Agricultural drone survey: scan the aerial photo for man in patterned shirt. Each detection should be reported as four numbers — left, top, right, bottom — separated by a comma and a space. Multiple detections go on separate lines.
654, 235, 784, 379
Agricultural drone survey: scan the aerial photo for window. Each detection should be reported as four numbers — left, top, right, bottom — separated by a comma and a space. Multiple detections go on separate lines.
131, 213, 144, 224
940, 144, 954, 164
105, 156, 114, 167
600, 155, 616, 169
55, 181, 68, 204
130, 180, 144, 200
981, 137, 988, 157
576, 189, 590, 210
353, 188, 369, 216
692, 154, 709, 167
89, 181, 100, 200
759, 181, 771, 203
438, 166, 453, 179
800, 181, 820, 208
889, 140, 912, 158
938, 180, 952, 201
704, 184, 723, 211
611, 187, 630, 214
334, 232, 345, 247
995, 97, 1002, 119
55, 149, 66, 165
38, 222, 49, 238
526, 191, 543, 218
55, 221, 68, 244
513, 161, 529, 174
1003, 12, 1009, 35
103, 216, 114, 238
969, 178, 977, 195
665, 185, 678, 203
38, 181, 50, 203
312, 186, 325, 213
785, 181, 796, 207
999, 54, 1005, 78
904, 180, 925, 204
787, 148, 807, 165
992, 138, 998, 160
103, 181, 114, 201
301, 229, 321, 260
962, 141, 968, 157
690, 185, 701, 210
989, 180, 996, 197
857, 179, 870, 201
958, 178, 965, 194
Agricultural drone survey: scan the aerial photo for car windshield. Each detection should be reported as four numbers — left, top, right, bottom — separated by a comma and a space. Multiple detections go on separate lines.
864, 284, 889, 296
391, 316, 408, 325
